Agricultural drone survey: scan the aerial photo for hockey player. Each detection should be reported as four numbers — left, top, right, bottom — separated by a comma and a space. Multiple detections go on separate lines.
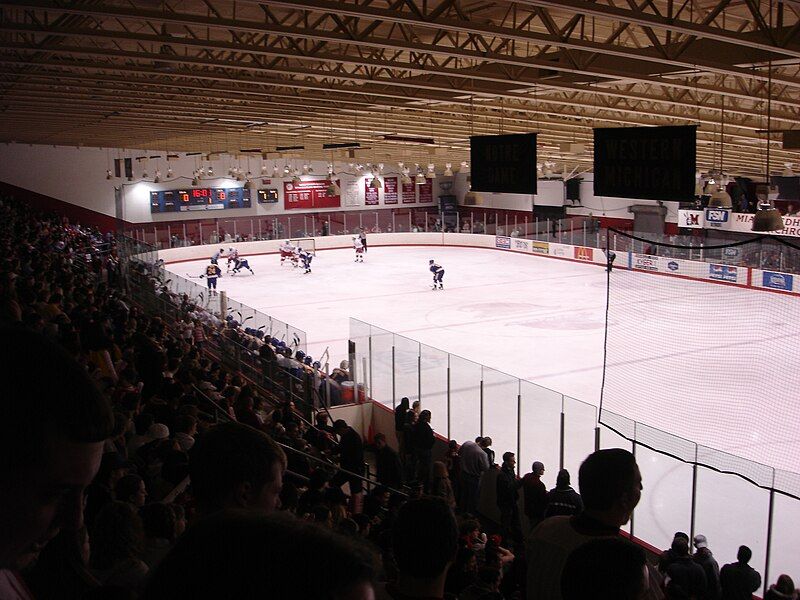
210, 248, 224, 265
201, 261, 222, 294
279, 240, 295, 265
353, 236, 365, 262
429, 259, 444, 290
232, 257, 255, 275
291, 245, 302, 268
226, 247, 240, 272
300, 248, 313, 274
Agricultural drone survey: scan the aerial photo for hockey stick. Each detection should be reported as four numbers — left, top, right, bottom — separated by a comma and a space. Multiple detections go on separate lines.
242, 315, 254, 324
185, 273, 204, 279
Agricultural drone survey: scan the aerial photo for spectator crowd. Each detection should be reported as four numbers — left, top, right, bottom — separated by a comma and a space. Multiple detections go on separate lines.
0, 197, 796, 600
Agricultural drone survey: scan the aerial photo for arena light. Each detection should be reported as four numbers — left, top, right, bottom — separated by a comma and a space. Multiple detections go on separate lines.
708, 186, 732, 209
167, 167, 173, 178
752, 200, 785, 231
327, 180, 341, 195
443, 163, 453, 177
426, 163, 436, 179
106, 169, 112, 180
369, 175, 382, 189
154, 170, 161, 184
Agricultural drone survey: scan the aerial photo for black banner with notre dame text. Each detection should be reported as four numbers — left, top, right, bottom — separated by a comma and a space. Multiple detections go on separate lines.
470, 133, 537, 195
594, 125, 696, 201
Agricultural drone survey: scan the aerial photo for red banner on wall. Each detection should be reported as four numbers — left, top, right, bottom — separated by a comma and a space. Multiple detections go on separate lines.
365, 178, 379, 206
383, 176, 398, 204
401, 179, 416, 204
284, 180, 341, 210
418, 178, 433, 204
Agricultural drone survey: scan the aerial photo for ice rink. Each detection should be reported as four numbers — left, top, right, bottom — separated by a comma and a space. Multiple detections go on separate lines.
168, 245, 800, 580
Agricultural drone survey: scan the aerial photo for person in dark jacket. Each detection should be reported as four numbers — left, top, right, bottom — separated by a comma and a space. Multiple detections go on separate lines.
522, 461, 547, 530
412, 410, 435, 491
374, 433, 403, 489
660, 532, 691, 574
693, 534, 722, 600
495, 452, 522, 545
402, 410, 417, 481
394, 397, 409, 459
764, 574, 797, 600
543, 469, 584, 518
665, 536, 707, 599
332, 420, 364, 512
720, 546, 761, 600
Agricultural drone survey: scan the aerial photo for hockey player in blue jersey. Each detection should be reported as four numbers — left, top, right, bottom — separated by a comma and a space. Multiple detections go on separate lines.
231, 257, 255, 275
300, 249, 313, 274
429, 259, 444, 290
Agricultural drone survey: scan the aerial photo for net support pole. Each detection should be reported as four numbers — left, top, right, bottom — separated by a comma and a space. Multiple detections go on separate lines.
480, 376, 485, 437
516, 387, 522, 476
417, 349, 422, 406
368, 335, 373, 403
764, 485, 776, 598
594, 426, 600, 451
629, 435, 636, 539
559, 409, 566, 471
391, 345, 396, 410
690, 447, 698, 543
446, 356, 451, 440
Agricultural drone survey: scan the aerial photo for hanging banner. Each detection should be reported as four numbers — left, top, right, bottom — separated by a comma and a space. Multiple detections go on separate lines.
283, 179, 340, 210
342, 179, 360, 207
593, 125, 696, 201
418, 179, 433, 204
365, 178, 379, 205
383, 176, 399, 204
402, 179, 417, 204
470, 133, 538, 194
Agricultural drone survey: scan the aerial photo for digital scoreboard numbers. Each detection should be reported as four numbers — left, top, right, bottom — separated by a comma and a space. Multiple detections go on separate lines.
150, 187, 251, 213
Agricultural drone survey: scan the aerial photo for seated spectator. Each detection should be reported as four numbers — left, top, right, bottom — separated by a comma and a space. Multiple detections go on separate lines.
459, 566, 503, 600
172, 415, 197, 452
298, 469, 330, 517
89, 502, 149, 591
720, 546, 761, 600
114, 474, 148, 508
383, 497, 458, 600
543, 469, 583, 518
664, 536, 707, 599
25, 526, 99, 600
765, 574, 797, 600
140, 503, 177, 570
445, 547, 478, 597
431, 461, 456, 509
0, 326, 113, 598
142, 511, 376, 599
561, 537, 649, 600
85, 452, 130, 526
189, 422, 287, 516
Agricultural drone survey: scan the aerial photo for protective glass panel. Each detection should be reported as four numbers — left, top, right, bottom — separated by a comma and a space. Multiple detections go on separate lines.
393, 334, 420, 405
598, 423, 633, 533
448, 353, 482, 444
481, 367, 519, 469
369, 324, 395, 408
695, 464, 771, 586
419, 343, 449, 437
632, 444, 694, 554
519, 380, 561, 483
769, 491, 800, 587
349, 318, 371, 389
562, 395, 597, 479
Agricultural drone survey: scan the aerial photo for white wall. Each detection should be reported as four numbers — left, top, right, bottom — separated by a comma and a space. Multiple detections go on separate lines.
0, 144, 441, 224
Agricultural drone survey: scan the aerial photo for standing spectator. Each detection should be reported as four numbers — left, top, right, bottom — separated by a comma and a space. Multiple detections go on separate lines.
445, 440, 461, 506
659, 532, 691, 574
496, 452, 522, 545
359, 228, 368, 252
430, 461, 456, 509
459, 439, 490, 515
115, 474, 148, 508
413, 410, 435, 491
720, 546, 761, 600
664, 536, 707, 599
383, 497, 458, 600
0, 327, 113, 595
543, 469, 583, 518
189, 422, 287, 516
480, 437, 496, 467
172, 415, 197, 452
765, 575, 797, 600
561, 537, 649, 600
525, 448, 649, 600
375, 432, 403, 490
140, 503, 177, 570
522, 461, 547, 530
333, 419, 365, 513
394, 397, 410, 459
402, 411, 418, 481
693, 534, 722, 600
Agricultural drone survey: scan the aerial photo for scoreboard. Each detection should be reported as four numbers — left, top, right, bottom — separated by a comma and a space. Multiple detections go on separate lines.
150, 188, 251, 213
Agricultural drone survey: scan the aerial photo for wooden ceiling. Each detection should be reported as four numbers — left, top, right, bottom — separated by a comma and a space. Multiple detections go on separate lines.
2, 0, 800, 176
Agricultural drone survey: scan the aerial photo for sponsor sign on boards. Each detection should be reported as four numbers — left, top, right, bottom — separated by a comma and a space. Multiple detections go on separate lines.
762, 271, 793, 291
531, 241, 549, 254
633, 254, 658, 271
495, 236, 511, 249
551, 245, 567, 257
574, 246, 593, 261
709, 263, 738, 282
704, 208, 730, 228
512, 239, 530, 251
667, 260, 680, 272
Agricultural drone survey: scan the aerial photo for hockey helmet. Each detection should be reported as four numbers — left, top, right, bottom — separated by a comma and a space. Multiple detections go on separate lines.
429, 259, 434, 264
304, 356, 313, 366
312, 361, 321, 369
295, 350, 306, 361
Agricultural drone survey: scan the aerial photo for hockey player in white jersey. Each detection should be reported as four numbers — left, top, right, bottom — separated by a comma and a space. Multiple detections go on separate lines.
279, 240, 294, 265
292, 245, 302, 268
429, 259, 444, 290
226, 247, 240, 272
353, 236, 365, 262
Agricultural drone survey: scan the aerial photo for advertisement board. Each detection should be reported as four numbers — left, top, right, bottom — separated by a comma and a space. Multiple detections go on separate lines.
709, 263, 738, 282
495, 236, 511, 249
574, 246, 594, 261
531, 241, 549, 255
762, 271, 794, 291
633, 253, 658, 271
284, 180, 340, 209
512, 238, 530, 252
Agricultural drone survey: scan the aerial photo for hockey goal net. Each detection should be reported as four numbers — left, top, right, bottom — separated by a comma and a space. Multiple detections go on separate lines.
290, 238, 316, 255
